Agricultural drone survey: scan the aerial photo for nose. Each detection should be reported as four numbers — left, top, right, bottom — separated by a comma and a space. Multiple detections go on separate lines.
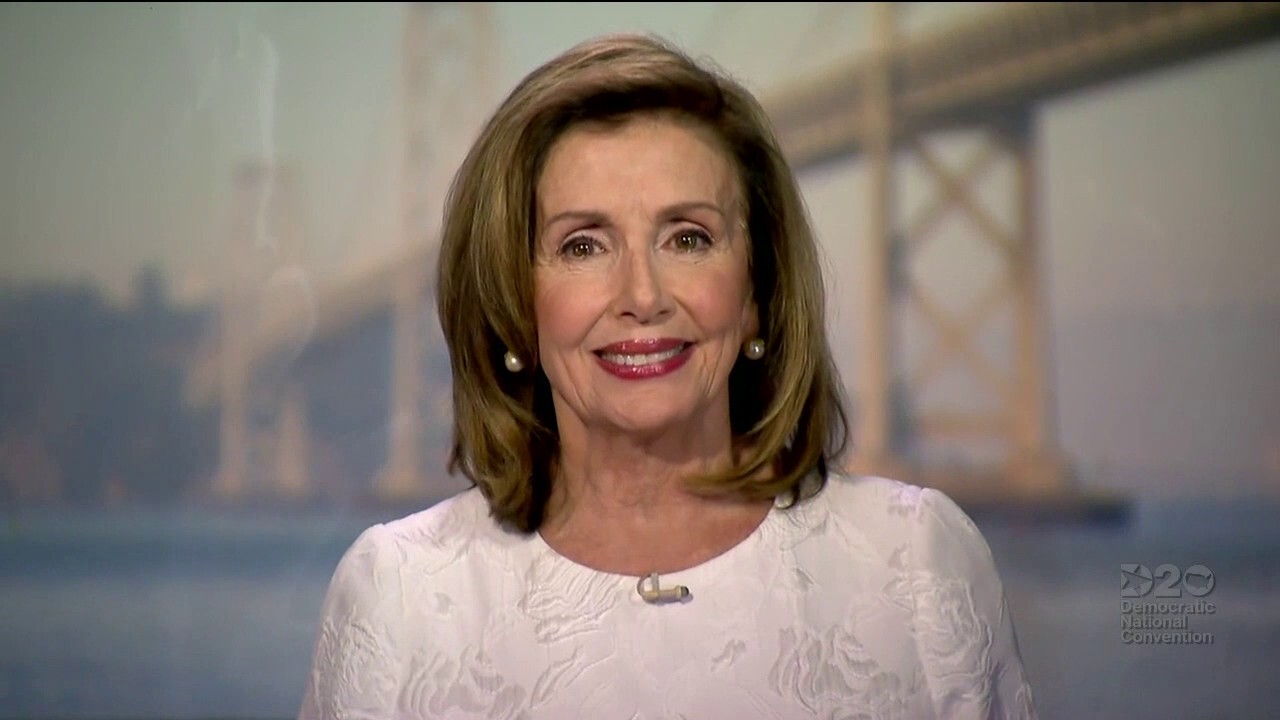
611, 247, 672, 324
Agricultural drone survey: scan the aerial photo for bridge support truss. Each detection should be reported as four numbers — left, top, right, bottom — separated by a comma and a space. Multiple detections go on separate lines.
849, 3, 1069, 504
376, 2, 496, 502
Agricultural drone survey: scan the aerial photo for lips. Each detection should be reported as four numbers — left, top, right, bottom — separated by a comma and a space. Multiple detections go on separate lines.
594, 339, 690, 365
593, 338, 694, 379
594, 338, 688, 355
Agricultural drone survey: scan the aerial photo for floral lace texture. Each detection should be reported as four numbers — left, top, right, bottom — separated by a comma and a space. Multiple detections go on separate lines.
298, 475, 1038, 719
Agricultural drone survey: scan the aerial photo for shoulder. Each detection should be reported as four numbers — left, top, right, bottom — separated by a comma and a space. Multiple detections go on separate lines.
361, 485, 520, 580
815, 472, 964, 519
775, 473, 1005, 598
314, 487, 500, 632
812, 475, 1038, 718
299, 521, 406, 719
298, 487, 501, 719
812, 474, 989, 565
379, 485, 495, 546
798, 473, 1012, 604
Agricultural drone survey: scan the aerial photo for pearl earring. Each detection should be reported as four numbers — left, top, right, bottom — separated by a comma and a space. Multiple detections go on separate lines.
504, 350, 524, 373
744, 338, 765, 360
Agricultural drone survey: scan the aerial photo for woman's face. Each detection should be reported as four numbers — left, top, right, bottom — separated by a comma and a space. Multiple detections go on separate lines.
533, 114, 758, 440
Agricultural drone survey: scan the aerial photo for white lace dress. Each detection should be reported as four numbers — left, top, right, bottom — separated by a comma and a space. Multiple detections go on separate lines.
298, 474, 1038, 719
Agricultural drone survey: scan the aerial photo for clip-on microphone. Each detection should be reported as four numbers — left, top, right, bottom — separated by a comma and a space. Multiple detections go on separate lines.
636, 572, 690, 604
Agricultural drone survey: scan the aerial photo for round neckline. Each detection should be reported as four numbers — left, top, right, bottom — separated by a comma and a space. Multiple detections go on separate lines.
528, 495, 787, 587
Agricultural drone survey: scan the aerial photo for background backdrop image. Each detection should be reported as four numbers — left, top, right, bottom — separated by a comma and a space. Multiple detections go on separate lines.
1, 2, 1278, 717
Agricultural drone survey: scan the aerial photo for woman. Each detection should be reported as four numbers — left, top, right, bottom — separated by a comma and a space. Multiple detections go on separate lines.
300, 33, 1037, 719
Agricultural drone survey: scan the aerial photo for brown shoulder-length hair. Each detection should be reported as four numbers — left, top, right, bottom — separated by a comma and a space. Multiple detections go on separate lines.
436, 33, 850, 533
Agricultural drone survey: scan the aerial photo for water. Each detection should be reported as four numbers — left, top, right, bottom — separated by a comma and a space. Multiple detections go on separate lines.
0, 507, 387, 719
977, 500, 1280, 719
1, 498, 1278, 718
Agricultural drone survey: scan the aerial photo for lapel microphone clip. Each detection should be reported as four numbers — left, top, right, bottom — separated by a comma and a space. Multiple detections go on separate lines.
637, 572, 690, 604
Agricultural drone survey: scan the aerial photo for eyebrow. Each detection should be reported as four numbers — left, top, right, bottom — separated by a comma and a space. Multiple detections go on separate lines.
540, 201, 729, 234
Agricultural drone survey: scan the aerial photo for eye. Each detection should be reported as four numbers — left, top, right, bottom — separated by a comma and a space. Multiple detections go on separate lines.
560, 235, 603, 259
672, 229, 713, 252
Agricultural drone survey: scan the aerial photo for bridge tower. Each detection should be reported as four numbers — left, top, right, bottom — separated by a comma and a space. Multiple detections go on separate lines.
376, 2, 498, 502
212, 161, 310, 501
849, 2, 1068, 504
759, 1, 1280, 513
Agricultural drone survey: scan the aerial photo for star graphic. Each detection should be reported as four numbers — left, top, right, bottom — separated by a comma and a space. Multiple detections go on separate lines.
1121, 564, 1152, 597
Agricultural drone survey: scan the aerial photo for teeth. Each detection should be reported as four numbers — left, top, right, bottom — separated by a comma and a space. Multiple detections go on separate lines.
601, 346, 684, 366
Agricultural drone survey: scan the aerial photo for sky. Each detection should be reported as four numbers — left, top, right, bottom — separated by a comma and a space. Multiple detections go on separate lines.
1, 2, 1277, 497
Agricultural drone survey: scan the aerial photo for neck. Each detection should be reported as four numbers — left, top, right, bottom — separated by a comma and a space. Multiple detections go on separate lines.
539, 403, 773, 576
545, 400, 738, 524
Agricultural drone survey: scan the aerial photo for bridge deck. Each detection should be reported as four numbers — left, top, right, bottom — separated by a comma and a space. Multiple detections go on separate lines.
188, 1, 1280, 395
766, 1, 1280, 170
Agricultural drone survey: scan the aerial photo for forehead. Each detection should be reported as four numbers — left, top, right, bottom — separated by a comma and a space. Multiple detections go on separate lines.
536, 114, 742, 213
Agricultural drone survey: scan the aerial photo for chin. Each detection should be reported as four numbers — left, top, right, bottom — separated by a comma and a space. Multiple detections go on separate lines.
601, 405, 693, 435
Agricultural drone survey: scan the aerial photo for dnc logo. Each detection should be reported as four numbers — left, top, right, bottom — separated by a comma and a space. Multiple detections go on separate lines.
1121, 564, 1214, 598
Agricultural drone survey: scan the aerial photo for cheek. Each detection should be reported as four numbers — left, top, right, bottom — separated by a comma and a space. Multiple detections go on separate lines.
533, 276, 604, 349
688, 268, 754, 336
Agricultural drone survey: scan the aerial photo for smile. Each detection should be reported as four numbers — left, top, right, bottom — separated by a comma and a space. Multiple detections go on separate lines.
592, 339, 694, 380
599, 346, 685, 366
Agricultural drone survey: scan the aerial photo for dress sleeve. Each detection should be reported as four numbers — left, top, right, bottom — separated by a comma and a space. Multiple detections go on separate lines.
907, 488, 1039, 720
297, 524, 405, 720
